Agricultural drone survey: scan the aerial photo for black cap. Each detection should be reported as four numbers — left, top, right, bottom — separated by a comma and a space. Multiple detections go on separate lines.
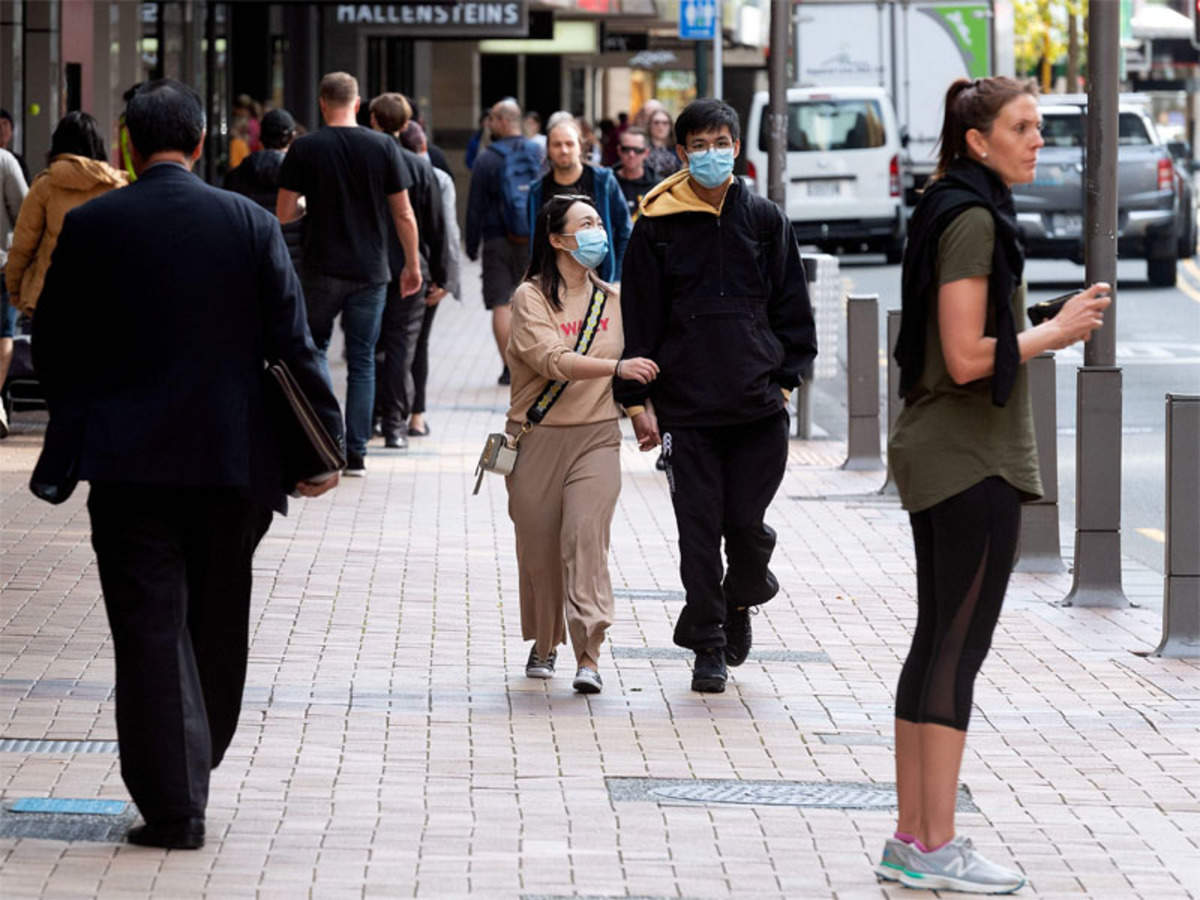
261, 108, 296, 144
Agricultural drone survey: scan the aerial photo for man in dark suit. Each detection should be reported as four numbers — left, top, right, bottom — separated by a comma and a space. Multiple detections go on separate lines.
33, 79, 343, 850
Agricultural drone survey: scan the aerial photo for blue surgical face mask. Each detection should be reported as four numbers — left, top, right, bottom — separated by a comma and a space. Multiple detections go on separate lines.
687, 147, 735, 188
567, 226, 609, 269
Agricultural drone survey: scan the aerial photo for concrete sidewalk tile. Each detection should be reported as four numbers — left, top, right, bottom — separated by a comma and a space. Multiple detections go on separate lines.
2, 257, 1198, 898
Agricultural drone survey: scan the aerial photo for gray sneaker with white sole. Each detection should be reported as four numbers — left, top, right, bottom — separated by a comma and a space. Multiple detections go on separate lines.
873, 837, 917, 882
572, 666, 602, 694
899, 836, 1025, 894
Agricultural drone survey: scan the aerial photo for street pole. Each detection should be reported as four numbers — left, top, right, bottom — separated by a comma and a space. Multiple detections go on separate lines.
767, 0, 788, 208
1065, 0, 1128, 608
713, 0, 723, 99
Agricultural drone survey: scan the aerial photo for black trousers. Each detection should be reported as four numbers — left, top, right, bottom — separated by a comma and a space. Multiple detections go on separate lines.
376, 280, 427, 438
88, 484, 272, 824
662, 409, 789, 650
410, 302, 438, 415
896, 476, 1021, 731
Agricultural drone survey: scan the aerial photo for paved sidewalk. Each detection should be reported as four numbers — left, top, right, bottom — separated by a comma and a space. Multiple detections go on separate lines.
1, 262, 1197, 899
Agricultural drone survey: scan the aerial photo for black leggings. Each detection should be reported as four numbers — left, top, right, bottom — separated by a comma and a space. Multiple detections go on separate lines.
895, 476, 1021, 731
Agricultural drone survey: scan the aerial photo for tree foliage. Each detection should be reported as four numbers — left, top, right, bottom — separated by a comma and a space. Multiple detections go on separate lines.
1013, 0, 1088, 79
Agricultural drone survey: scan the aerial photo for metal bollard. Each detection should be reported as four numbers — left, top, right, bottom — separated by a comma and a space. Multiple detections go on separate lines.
1014, 353, 1066, 573
795, 253, 840, 439
879, 310, 901, 494
1153, 394, 1200, 658
842, 293, 883, 471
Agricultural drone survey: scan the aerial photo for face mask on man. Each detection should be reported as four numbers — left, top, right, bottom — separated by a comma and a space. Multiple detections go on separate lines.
687, 147, 735, 188
567, 227, 609, 269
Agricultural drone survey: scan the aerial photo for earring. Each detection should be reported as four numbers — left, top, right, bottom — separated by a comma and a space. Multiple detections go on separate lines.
981, 152, 988, 159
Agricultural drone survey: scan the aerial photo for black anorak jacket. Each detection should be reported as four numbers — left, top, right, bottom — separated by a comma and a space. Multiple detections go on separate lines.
613, 170, 817, 427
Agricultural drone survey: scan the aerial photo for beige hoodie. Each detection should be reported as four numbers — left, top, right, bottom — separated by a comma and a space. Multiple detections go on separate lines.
6, 154, 127, 313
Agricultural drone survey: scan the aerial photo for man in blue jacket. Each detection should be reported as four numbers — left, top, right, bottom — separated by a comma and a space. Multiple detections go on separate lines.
527, 118, 632, 283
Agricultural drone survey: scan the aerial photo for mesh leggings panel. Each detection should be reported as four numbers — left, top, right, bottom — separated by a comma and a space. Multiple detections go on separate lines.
895, 477, 1022, 731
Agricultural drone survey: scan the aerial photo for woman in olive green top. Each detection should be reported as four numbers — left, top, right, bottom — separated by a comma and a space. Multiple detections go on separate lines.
875, 77, 1111, 894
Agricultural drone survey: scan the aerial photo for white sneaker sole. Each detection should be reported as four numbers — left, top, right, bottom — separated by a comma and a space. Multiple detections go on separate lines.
899, 870, 1025, 894
572, 677, 602, 694
343, 469, 366, 478
525, 669, 554, 680
873, 861, 903, 882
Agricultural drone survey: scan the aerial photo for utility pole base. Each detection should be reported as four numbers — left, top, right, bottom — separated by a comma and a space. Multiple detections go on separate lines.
1062, 530, 1129, 608
1152, 577, 1200, 658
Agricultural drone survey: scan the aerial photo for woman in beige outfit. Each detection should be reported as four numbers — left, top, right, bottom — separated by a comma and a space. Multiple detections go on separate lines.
506, 194, 658, 693
6, 111, 127, 315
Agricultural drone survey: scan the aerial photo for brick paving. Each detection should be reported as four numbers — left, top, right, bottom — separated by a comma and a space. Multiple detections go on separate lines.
1, 261, 1197, 898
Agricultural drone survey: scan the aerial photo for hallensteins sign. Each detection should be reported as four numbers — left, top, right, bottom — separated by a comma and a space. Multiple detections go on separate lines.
333, 2, 528, 36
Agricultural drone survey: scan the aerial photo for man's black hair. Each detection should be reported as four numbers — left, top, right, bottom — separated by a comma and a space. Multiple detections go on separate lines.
674, 98, 740, 147
0, 108, 12, 124
124, 78, 205, 158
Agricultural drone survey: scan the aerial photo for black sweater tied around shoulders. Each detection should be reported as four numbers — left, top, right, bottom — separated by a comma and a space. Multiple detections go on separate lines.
895, 157, 1025, 407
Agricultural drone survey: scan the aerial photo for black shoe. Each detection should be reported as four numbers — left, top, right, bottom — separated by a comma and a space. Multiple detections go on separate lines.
407, 422, 430, 437
498, 366, 511, 386
345, 452, 366, 477
724, 605, 757, 667
384, 433, 408, 449
691, 648, 727, 693
126, 818, 205, 850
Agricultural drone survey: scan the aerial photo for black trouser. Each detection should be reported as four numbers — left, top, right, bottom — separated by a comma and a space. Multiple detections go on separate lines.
896, 476, 1021, 731
409, 302, 438, 415
87, 484, 272, 824
661, 410, 789, 650
376, 280, 427, 439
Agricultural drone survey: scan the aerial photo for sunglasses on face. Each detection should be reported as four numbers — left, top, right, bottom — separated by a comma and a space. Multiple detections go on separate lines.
619, 145, 647, 154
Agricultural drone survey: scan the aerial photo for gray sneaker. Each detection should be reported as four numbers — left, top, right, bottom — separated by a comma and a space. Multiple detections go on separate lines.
874, 837, 916, 882
572, 666, 602, 694
899, 836, 1025, 894
525, 646, 556, 679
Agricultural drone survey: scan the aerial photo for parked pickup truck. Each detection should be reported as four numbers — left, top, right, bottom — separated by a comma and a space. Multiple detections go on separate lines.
1013, 96, 1196, 287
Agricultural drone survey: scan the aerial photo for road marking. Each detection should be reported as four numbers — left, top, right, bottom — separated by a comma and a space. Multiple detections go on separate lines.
1052, 342, 1200, 365
1136, 527, 1166, 543
1181, 258, 1200, 304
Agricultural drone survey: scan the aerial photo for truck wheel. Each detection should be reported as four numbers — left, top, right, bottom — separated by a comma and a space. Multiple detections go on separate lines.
1147, 256, 1177, 287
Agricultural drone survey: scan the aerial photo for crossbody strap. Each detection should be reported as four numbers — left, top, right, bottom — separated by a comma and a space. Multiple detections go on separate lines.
524, 287, 609, 426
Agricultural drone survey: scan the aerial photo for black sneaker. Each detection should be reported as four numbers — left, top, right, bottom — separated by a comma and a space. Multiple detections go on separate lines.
724, 605, 755, 667
384, 433, 407, 450
691, 648, 727, 693
345, 452, 366, 477
498, 366, 511, 386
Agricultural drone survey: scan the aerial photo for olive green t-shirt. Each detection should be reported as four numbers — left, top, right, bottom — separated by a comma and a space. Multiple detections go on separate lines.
888, 206, 1043, 512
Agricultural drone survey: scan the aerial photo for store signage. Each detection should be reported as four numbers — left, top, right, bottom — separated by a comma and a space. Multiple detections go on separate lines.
601, 29, 648, 52
334, 2, 526, 33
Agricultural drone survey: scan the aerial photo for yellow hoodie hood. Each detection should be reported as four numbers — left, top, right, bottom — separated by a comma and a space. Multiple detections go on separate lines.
639, 168, 732, 218
43, 154, 128, 192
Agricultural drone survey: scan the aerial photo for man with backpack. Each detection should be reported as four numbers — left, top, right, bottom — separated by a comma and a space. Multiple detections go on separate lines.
614, 99, 817, 694
526, 117, 632, 284
464, 98, 542, 385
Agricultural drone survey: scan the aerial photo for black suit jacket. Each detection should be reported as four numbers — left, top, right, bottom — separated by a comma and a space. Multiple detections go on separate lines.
33, 162, 343, 513
389, 143, 447, 287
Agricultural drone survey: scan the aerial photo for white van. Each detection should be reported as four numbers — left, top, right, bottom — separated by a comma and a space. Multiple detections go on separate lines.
744, 86, 906, 262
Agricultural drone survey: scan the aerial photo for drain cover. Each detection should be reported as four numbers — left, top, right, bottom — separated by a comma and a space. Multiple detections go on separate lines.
606, 777, 978, 812
817, 733, 893, 747
1, 798, 136, 842
612, 589, 685, 602
611, 647, 830, 664
0, 739, 119, 754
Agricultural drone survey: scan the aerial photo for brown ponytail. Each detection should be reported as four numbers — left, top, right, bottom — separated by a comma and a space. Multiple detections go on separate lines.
934, 76, 1039, 180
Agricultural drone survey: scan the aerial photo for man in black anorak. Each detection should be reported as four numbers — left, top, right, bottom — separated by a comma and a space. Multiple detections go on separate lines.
614, 98, 817, 693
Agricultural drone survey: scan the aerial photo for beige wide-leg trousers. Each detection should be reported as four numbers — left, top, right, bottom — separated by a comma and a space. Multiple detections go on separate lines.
506, 419, 621, 665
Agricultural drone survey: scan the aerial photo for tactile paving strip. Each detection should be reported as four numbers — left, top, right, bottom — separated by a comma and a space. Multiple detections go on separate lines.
0, 739, 119, 754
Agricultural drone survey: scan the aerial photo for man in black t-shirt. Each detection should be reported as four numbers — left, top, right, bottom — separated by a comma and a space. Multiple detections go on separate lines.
613, 126, 656, 221
277, 72, 421, 475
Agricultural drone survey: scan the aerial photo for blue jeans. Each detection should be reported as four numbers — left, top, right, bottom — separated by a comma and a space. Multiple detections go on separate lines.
301, 270, 388, 457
